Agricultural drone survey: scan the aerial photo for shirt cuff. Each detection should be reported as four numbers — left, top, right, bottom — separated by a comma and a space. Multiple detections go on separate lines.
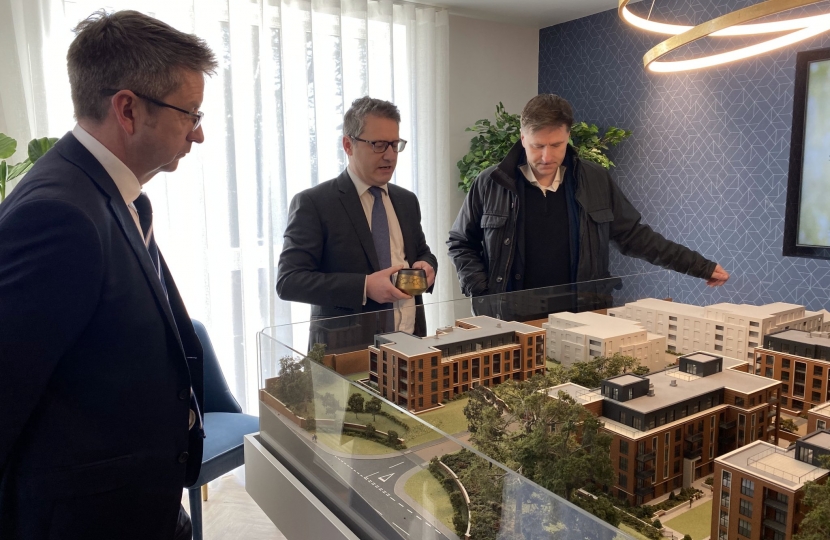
363, 276, 368, 306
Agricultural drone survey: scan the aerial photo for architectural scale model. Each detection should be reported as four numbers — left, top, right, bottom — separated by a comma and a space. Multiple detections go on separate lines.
711, 429, 830, 540
545, 351, 782, 506
543, 311, 667, 371
807, 401, 830, 432
608, 299, 828, 362
368, 316, 545, 412
755, 329, 830, 414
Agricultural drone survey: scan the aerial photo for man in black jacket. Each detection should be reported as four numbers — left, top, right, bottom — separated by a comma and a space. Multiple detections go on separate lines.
278, 97, 437, 347
448, 94, 728, 317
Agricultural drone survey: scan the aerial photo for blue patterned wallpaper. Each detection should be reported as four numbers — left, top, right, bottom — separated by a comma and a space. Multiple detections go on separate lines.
539, 0, 830, 310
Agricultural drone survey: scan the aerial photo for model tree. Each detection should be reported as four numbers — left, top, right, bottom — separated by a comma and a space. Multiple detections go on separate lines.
795, 455, 830, 540
347, 392, 364, 418
321, 392, 340, 416
568, 353, 645, 388
364, 396, 382, 421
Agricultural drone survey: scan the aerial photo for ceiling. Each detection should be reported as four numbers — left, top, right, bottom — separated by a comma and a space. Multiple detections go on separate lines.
428, 0, 636, 29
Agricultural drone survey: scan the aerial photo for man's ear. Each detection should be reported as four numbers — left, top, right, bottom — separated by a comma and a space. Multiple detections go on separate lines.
111, 91, 140, 135
343, 135, 354, 157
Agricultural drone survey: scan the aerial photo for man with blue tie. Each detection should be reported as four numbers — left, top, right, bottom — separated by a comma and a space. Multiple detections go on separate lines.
0, 11, 216, 540
278, 97, 437, 346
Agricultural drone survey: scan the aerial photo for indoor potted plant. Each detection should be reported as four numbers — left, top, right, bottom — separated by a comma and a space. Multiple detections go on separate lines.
0, 133, 58, 202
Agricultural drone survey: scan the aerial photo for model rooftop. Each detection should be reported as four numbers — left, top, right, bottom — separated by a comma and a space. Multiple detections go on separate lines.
768, 329, 830, 347
546, 311, 649, 339
607, 374, 644, 386
707, 301, 804, 318
617, 298, 705, 317
685, 352, 721, 363
718, 441, 828, 490
800, 429, 830, 451
615, 360, 777, 414
811, 401, 830, 419
376, 316, 540, 358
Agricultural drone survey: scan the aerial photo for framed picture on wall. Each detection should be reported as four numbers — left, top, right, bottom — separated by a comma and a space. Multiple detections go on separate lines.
784, 46, 830, 259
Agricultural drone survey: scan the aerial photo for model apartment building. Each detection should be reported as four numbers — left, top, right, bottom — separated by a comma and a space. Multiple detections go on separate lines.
755, 329, 830, 414
544, 311, 667, 371
711, 430, 830, 540
546, 352, 781, 506
608, 299, 826, 362
368, 316, 545, 412
807, 401, 830, 432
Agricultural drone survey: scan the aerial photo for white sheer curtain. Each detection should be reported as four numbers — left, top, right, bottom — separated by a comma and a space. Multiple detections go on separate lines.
0, 0, 452, 412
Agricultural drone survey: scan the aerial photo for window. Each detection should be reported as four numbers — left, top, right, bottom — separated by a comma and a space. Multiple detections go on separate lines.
765, 367, 773, 377
619, 456, 628, 471
814, 378, 823, 388
813, 391, 822, 402
669, 316, 677, 321
738, 518, 751, 538
443, 366, 450, 376
719, 509, 729, 527
740, 478, 754, 497
715, 345, 723, 351
750, 331, 759, 338
431, 368, 437, 379
431, 381, 437, 392
633, 417, 642, 430
620, 411, 627, 424
721, 493, 730, 508
818, 419, 827, 429
716, 325, 724, 331
816, 365, 824, 376
618, 473, 627, 488
782, 371, 790, 381
783, 358, 791, 369
766, 354, 774, 364
783, 383, 789, 393
431, 394, 438, 404
715, 334, 723, 341
722, 470, 732, 488
418, 359, 423, 369
750, 321, 759, 327
620, 440, 629, 455
799, 446, 814, 464
669, 324, 677, 331
739, 499, 753, 518
668, 334, 677, 341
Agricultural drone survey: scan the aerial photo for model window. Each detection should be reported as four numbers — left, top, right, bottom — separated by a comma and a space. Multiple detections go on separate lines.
715, 325, 724, 331
783, 359, 791, 368
765, 368, 773, 377
740, 478, 754, 497
739, 499, 753, 518
619, 457, 628, 470
738, 519, 751, 538
722, 470, 731, 488
431, 368, 438, 378
620, 440, 629, 454
766, 355, 774, 364
782, 371, 790, 381
618, 473, 627, 488
818, 419, 827, 429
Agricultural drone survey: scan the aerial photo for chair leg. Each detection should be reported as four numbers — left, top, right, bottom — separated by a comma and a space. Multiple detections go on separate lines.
188, 487, 204, 540
202, 484, 208, 502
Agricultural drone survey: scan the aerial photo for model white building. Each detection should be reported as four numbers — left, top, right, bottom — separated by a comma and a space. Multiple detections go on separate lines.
544, 311, 667, 371
607, 299, 825, 362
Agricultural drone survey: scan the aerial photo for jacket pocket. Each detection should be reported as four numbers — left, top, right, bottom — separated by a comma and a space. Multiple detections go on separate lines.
480, 213, 508, 229
19, 454, 137, 499
587, 208, 614, 277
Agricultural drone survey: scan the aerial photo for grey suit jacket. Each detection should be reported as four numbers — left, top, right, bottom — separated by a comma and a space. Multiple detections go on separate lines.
277, 170, 437, 338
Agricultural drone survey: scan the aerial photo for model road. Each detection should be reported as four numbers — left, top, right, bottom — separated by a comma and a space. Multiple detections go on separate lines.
310, 449, 453, 540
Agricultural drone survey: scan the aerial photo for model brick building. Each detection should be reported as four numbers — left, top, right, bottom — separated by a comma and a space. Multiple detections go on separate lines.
368, 316, 545, 412
608, 299, 826, 362
544, 311, 667, 371
755, 329, 830, 414
546, 352, 781, 506
711, 430, 830, 540
807, 401, 830, 432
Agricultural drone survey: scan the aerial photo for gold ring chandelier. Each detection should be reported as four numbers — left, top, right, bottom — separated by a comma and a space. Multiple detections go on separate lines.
619, 0, 830, 72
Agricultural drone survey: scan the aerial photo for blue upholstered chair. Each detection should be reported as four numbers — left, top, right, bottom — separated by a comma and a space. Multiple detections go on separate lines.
188, 320, 260, 540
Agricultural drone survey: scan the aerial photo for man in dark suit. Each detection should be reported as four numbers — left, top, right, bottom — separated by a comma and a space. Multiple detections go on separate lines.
277, 97, 437, 348
0, 11, 217, 540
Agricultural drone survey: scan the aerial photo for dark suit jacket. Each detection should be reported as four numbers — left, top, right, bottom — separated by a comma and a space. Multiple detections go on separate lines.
277, 170, 437, 339
0, 133, 204, 539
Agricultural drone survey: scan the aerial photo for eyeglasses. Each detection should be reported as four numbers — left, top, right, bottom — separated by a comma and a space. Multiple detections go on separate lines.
351, 136, 407, 153
102, 89, 204, 131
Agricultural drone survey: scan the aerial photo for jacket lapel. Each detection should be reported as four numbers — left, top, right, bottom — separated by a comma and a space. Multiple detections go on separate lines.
336, 170, 380, 271
57, 134, 184, 353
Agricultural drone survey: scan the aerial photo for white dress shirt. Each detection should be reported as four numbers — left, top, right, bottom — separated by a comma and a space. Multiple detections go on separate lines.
348, 165, 416, 334
73, 124, 143, 235
520, 163, 566, 195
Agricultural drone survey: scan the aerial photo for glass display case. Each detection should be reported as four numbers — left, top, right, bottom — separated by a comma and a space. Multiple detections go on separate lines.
247, 271, 677, 540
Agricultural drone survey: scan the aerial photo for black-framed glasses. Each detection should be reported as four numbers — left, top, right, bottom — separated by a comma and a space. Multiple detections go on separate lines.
351, 136, 407, 153
102, 89, 204, 131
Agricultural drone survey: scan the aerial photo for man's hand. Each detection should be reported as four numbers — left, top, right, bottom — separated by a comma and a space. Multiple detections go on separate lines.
412, 260, 436, 288
367, 265, 412, 304
706, 264, 730, 287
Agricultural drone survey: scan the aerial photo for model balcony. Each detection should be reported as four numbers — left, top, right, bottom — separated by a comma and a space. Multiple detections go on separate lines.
635, 485, 653, 497
763, 519, 787, 534
635, 468, 654, 480
764, 497, 789, 513
397, 389, 408, 398
719, 434, 736, 446
767, 409, 777, 419
636, 451, 656, 462
685, 432, 703, 443
719, 420, 737, 430
768, 396, 779, 404
684, 448, 703, 460
398, 374, 408, 384
767, 424, 777, 432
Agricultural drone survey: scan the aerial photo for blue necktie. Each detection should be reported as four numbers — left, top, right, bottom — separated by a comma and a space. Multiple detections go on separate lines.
369, 186, 394, 331
133, 193, 203, 436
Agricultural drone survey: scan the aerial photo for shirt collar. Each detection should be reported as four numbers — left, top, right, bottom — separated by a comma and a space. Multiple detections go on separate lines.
73, 124, 142, 206
519, 163, 564, 189
347, 164, 388, 198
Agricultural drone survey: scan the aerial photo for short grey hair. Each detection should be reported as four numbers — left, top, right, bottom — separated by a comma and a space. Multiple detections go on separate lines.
67, 10, 218, 122
521, 94, 574, 133
343, 96, 401, 138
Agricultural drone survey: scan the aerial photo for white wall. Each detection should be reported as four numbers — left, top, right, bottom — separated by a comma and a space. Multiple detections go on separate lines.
446, 14, 538, 298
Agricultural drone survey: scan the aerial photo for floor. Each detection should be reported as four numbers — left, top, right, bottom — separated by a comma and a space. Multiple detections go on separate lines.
181, 468, 285, 540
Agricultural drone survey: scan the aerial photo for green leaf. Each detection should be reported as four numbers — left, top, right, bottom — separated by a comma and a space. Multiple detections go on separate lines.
7, 160, 32, 181
0, 134, 17, 160
0, 160, 7, 201
28, 137, 58, 163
